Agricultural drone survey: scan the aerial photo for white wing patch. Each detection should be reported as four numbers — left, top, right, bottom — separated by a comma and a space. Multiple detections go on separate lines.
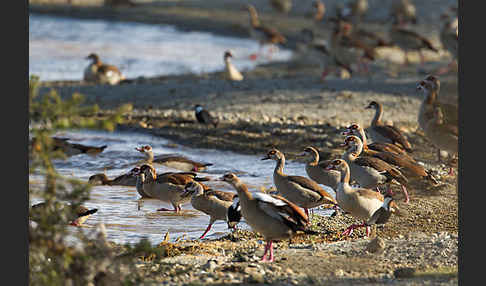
252, 192, 287, 206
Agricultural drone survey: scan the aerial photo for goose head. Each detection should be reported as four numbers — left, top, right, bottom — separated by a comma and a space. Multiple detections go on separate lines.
262, 148, 284, 161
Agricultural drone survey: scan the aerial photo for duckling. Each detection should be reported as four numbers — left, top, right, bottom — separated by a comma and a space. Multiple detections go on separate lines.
30, 202, 98, 227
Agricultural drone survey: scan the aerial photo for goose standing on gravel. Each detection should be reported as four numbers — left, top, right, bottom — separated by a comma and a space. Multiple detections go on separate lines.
298, 146, 340, 191
324, 159, 399, 237
135, 145, 213, 172
389, 23, 439, 66
84, 53, 125, 85
246, 4, 287, 61
343, 123, 413, 160
365, 101, 413, 153
341, 135, 410, 203
136, 164, 210, 212
219, 173, 316, 262
195, 104, 219, 128
437, 12, 458, 75
262, 148, 337, 217
181, 181, 241, 239
223, 50, 244, 81
88, 167, 139, 186
424, 107, 458, 175
342, 127, 439, 185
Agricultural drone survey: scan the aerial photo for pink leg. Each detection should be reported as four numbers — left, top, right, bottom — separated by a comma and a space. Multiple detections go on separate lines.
401, 185, 410, 203
268, 240, 274, 262
366, 225, 371, 237
341, 222, 367, 236
199, 223, 213, 239
261, 240, 271, 262
448, 167, 455, 176
304, 208, 309, 218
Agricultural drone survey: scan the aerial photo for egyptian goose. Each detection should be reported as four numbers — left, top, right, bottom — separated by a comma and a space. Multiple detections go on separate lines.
424, 107, 458, 175
341, 135, 410, 203
181, 181, 240, 239
389, 0, 417, 26
88, 167, 139, 187
325, 20, 376, 80
270, 0, 292, 14
389, 23, 439, 66
30, 202, 98, 226
436, 12, 458, 75
417, 75, 458, 128
262, 148, 337, 217
246, 4, 287, 61
135, 145, 213, 172
324, 159, 399, 237
416, 76, 458, 162
50, 137, 108, 156
223, 51, 244, 82
298, 146, 340, 191
343, 123, 413, 160
219, 172, 316, 262
343, 135, 438, 186
194, 104, 219, 128
136, 164, 210, 212
365, 101, 413, 153
84, 53, 125, 85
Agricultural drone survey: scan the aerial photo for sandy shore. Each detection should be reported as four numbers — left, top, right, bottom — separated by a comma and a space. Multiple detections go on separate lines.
31, 0, 458, 284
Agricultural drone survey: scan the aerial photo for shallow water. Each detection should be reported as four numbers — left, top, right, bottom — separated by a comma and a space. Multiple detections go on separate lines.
29, 129, 335, 245
29, 14, 293, 81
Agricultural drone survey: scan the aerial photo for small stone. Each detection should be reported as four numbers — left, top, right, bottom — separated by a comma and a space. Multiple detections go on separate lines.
334, 269, 345, 277
202, 259, 218, 272
394, 267, 416, 278
366, 237, 385, 254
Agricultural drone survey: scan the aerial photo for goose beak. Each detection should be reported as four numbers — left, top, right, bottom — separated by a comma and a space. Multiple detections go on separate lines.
296, 152, 307, 157
261, 156, 271, 160
341, 130, 352, 136
135, 147, 144, 152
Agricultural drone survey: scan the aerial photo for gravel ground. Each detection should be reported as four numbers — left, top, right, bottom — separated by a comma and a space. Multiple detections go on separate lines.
31, 0, 458, 284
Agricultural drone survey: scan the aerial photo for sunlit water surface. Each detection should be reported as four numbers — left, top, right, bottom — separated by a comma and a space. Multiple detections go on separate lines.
29, 14, 293, 81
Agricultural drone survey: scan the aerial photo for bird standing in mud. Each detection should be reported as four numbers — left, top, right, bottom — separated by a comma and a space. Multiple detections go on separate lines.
195, 104, 219, 128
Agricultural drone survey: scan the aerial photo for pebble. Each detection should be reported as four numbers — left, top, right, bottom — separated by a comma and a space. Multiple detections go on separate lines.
366, 237, 385, 254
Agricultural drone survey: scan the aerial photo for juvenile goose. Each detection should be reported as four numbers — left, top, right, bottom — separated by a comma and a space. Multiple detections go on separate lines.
365, 101, 413, 153
298, 146, 340, 191
135, 145, 213, 172
84, 53, 125, 85
223, 51, 244, 81
219, 173, 315, 262
341, 135, 410, 203
181, 181, 240, 239
137, 164, 210, 212
88, 167, 139, 187
324, 159, 399, 237
389, 23, 439, 66
424, 107, 458, 175
343, 123, 413, 160
195, 104, 219, 128
30, 202, 98, 227
246, 4, 287, 60
262, 148, 337, 217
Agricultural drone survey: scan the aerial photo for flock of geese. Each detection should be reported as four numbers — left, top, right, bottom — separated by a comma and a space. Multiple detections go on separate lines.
81, 0, 457, 85
30, 73, 457, 262
30, 0, 458, 263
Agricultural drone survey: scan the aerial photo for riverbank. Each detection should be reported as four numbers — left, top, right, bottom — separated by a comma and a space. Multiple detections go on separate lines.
30, 0, 459, 284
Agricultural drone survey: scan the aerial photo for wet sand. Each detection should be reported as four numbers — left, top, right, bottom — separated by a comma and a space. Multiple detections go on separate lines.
30, 0, 458, 284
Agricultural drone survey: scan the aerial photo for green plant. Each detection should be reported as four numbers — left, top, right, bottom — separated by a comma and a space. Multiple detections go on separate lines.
28, 74, 133, 285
